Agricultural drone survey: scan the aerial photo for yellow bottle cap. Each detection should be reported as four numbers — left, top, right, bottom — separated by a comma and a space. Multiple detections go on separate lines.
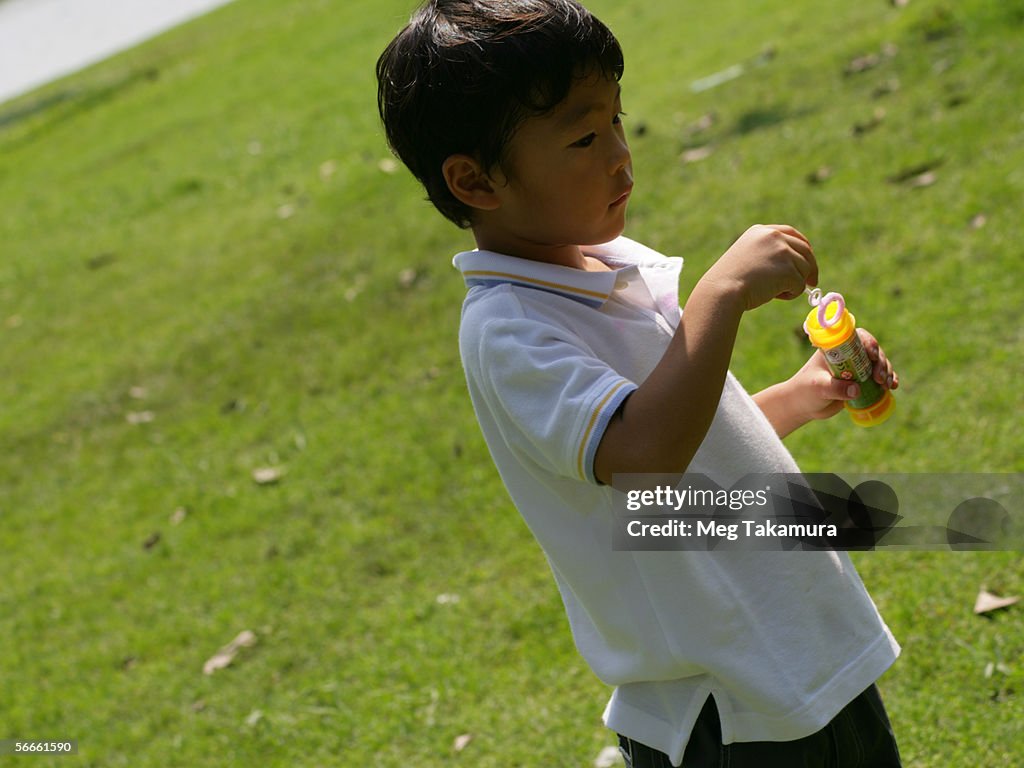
804, 301, 856, 349
846, 388, 896, 427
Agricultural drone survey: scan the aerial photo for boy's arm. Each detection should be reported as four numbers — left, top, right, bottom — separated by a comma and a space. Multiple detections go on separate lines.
593, 225, 817, 486
753, 329, 899, 439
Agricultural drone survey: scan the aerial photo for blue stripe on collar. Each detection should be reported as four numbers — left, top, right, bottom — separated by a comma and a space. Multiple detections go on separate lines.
462, 270, 610, 309
454, 248, 622, 308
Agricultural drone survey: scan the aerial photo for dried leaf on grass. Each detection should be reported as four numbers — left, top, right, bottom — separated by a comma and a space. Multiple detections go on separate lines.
845, 44, 898, 76
252, 467, 284, 485
974, 589, 1020, 615
126, 410, 155, 425
344, 276, 368, 303
680, 145, 714, 164
203, 629, 257, 675
984, 661, 1012, 678
690, 64, 744, 93
806, 166, 833, 185
845, 53, 881, 75
245, 709, 264, 727
905, 171, 937, 188
872, 78, 901, 99
689, 48, 774, 93
398, 268, 419, 289
683, 112, 717, 138
453, 733, 473, 752
887, 160, 943, 187
852, 107, 886, 136
319, 160, 337, 180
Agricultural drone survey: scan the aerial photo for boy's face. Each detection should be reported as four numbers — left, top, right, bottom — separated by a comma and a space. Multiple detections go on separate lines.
478, 73, 633, 265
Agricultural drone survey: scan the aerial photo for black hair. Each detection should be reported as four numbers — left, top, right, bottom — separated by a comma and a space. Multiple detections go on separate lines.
376, 0, 624, 228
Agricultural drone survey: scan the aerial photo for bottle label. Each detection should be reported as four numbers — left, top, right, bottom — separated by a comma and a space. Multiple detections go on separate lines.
823, 335, 885, 409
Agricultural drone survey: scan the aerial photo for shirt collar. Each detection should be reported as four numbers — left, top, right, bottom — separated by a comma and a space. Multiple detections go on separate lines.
452, 236, 682, 309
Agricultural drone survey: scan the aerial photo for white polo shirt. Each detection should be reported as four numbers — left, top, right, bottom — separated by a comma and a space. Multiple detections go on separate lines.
454, 236, 899, 765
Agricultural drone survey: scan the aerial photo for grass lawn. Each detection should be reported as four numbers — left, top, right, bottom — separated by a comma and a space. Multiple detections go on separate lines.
1, 0, 1021, 765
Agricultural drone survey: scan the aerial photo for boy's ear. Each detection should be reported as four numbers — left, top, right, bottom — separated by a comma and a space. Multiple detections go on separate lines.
442, 154, 501, 212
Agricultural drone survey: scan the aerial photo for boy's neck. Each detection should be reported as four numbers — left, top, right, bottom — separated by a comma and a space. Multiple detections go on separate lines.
472, 231, 611, 272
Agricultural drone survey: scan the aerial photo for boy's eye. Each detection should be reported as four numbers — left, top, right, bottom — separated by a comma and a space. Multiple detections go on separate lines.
570, 113, 626, 148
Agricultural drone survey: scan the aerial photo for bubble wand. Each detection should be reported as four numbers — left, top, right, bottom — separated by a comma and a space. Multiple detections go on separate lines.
803, 287, 895, 427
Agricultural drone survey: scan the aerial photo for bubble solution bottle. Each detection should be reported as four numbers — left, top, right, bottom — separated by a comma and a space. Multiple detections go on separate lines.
803, 290, 895, 427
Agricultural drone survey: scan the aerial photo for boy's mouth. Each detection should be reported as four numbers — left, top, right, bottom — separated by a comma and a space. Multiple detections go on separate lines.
610, 185, 633, 207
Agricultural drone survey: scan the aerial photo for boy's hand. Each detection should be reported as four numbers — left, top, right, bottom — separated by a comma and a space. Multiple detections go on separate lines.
858, 328, 899, 393
754, 328, 899, 437
702, 224, 818, 312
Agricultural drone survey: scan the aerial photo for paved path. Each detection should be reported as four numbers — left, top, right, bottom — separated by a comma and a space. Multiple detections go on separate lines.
0, 0, 236, 105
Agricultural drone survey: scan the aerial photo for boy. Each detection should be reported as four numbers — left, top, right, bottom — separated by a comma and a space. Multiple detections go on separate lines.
377, 1, 902, 765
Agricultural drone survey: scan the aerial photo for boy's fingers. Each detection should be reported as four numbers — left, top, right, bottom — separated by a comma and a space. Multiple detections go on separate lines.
825, 376, 860, 401
876, 357, 897, 389
857, 328, 879, 353
765, 224, 812, 248
857, 328, 898, 389
803, 257, 819, 289
775, 231, 814, 258
760, 224, 814, 257
774, 242, 818, 299
778, 231, 818, 286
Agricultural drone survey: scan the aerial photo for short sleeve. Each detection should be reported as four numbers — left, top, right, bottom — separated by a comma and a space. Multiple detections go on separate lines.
466, 312, 636, 484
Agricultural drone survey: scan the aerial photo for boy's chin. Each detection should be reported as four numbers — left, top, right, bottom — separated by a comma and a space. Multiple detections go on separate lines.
573, 217, 628, 247
586, 220, 627, 246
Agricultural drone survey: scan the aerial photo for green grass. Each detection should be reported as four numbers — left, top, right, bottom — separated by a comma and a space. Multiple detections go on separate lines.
0, 0, 1021, 765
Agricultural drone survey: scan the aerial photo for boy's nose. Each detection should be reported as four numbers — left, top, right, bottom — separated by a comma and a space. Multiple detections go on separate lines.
610, 133, 631, 173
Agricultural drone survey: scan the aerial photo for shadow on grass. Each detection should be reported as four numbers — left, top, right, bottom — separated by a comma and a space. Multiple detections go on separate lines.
0, 66, 160, 148
733, 106, 793, 135
680, 104, 818, 153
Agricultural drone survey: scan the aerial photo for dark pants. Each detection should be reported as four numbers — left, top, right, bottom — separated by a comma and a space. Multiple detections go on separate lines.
618, 685, 902, 768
